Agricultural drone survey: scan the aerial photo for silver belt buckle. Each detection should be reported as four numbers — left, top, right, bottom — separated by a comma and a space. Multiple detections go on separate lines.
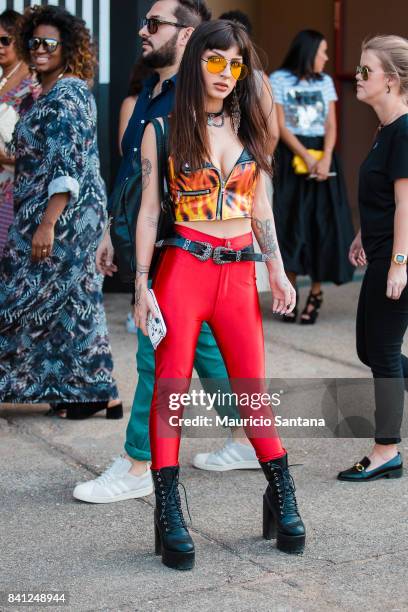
191, 241, 213, 262
213, 246, 241, 265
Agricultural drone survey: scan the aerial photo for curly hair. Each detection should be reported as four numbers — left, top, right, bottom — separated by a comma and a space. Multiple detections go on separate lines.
17, 5, 97, 84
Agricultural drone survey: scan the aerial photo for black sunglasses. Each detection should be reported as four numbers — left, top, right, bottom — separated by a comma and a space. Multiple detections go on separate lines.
140, 17, 188, 35
28, 37, 62, 53
0, 36, 13, 47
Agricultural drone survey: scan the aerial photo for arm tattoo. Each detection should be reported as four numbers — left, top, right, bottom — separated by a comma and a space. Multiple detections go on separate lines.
146, 216, 158, 229
141, 158, 152, 191
253, 217, 278, 260
135, 284, 142, 307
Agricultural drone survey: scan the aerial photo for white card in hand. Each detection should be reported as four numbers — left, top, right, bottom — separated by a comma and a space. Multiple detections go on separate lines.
147, 289, 167, 350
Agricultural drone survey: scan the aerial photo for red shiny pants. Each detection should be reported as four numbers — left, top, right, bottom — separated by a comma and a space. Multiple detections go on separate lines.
150, 226, 285, 469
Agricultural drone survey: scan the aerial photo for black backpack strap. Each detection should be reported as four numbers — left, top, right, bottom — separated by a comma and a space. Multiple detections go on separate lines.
150, 117, 170, 205
161, 116, 169, 152
161, 117, 170, 193
128, 96, 147, 173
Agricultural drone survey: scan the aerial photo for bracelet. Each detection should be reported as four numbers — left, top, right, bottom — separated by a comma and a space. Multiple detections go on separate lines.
103, 216, 113, 235
261, 251, 278, 262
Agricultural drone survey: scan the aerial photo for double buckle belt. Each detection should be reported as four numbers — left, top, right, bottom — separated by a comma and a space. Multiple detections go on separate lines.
155, 235, 268, 264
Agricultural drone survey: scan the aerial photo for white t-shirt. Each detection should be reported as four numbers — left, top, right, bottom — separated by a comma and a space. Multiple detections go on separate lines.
269, 69, 337, 137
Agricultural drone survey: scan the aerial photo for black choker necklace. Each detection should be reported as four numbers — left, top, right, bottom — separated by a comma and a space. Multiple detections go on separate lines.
206, 108, 224, 117
207, 108, 225, 128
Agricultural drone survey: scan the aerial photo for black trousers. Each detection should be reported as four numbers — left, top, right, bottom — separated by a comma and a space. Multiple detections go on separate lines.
357, 258, 408, 444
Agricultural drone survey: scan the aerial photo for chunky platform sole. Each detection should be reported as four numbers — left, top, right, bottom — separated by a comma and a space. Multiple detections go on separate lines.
262, 496, 305, 555
338, 465, 403, 482
65, 402, 123, 420
154, 521, 195, 571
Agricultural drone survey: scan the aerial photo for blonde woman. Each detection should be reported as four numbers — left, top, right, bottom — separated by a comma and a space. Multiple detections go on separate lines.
339, 36, 408, 481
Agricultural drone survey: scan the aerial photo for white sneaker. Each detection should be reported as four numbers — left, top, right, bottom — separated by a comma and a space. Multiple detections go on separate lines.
126, 312, 138, 334
192, 439, 261, 471
73, 456, 153, 503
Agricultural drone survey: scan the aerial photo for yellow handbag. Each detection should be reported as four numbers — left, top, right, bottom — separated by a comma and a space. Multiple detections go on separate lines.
292, 149, 324, 175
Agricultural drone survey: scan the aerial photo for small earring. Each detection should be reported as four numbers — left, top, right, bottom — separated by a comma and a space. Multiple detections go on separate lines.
58, 64, 70, 80
386, 84, 391, 94
231, 88, 241, 136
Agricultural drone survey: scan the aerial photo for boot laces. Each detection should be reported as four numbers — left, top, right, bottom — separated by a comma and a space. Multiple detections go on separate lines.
157, 476, 192, 530
269, 463, 298, 516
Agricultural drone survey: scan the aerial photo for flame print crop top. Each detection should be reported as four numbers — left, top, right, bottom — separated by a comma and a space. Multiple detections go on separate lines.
168, 149, 258, 222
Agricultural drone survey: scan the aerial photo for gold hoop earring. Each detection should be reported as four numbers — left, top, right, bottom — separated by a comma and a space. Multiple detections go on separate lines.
58, 64, 70, 80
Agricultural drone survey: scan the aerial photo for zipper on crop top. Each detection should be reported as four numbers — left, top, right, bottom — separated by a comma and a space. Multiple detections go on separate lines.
176, 188, 211, 203
213, 159, 253, 220
174, 156, 254, 217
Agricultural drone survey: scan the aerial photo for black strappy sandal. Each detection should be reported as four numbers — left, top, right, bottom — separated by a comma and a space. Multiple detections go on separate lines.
300, 291, 323, 325
46, 401, 123, 420
282, 288, 299, 323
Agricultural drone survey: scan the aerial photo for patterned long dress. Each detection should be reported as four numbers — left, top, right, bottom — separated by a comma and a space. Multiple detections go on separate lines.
0, 77, 119, 403
0, 76, 36, 256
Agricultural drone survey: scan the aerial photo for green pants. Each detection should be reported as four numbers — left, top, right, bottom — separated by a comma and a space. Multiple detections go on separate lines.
124, 322, 239, 461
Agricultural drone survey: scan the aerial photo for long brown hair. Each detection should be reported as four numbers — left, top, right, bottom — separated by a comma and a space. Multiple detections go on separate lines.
170, 20, 272, 175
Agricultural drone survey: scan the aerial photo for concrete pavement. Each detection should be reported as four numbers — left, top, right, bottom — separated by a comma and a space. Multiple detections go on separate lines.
1, 278, 407, 612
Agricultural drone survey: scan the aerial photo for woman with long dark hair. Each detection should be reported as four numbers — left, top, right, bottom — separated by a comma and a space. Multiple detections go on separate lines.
270, 30, 354, 324
134, 20, 305, 570
0, 6, 121, 418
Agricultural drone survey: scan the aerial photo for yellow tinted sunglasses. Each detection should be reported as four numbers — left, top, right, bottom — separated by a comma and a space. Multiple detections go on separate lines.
202, 55, 249, 81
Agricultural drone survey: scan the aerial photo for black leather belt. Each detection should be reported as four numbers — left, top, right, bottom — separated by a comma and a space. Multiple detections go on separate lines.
155, 235, 268, 264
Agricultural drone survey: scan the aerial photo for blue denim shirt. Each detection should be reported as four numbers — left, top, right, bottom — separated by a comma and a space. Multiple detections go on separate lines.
112, 72, 177, 193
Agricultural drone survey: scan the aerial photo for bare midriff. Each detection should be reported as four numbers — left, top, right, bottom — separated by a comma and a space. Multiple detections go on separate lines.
175, 218, 252, 239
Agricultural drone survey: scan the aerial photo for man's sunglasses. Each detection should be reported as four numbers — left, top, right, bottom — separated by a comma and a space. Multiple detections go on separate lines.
28, 37, 62, 53
140, 17, 188, 35
202, 56, 249, 81
0, 36, 13, 47
356, 65, 372, 81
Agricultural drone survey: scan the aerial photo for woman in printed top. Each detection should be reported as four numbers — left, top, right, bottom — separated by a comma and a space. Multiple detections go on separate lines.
270, 30, 354, 324
0, 6, 120, 417
338, 36, 408, 482
0, 9, 38, 258
134, 20, 305, 571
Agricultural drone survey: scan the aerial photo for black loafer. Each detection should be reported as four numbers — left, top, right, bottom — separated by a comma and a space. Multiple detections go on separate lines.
337, 453, 403, 481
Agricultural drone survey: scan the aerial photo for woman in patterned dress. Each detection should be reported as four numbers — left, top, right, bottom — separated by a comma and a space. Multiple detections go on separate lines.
0, 10, 37, 257
0, 5, 122, 419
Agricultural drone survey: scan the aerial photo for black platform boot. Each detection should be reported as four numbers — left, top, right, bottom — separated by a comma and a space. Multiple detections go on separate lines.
152, 466, 195, 570
260, 453, 306, 554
